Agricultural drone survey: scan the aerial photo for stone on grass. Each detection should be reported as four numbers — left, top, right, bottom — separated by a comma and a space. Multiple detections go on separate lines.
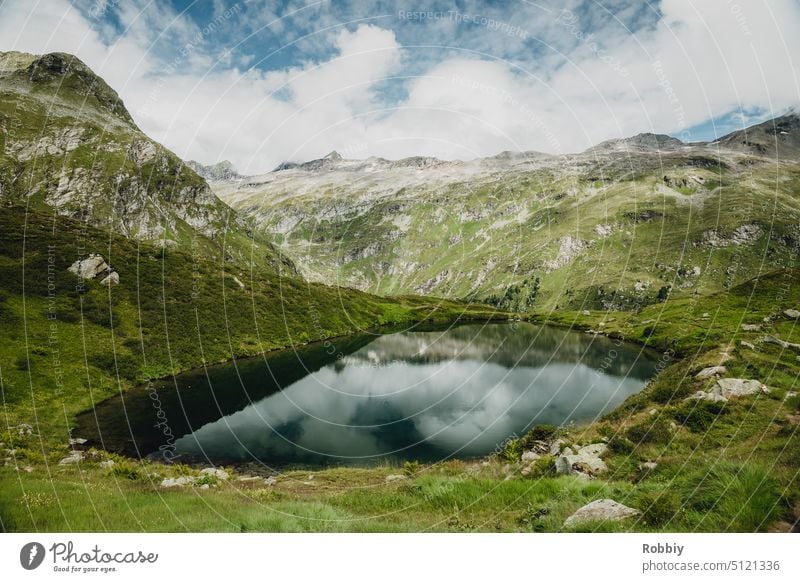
58, 451, 84, 465
99, 460, 115, 469
385, 474, 407, 483
784, 309, 800, 319
741, 323, 761, 332
695, 366, 727, 380
160, 476, 195, 488
564, 499, 641, 528
521, 450, 541, 462
200, 467, 229, 480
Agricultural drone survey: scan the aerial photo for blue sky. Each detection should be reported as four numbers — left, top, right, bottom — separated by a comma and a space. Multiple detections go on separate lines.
1, 0, 799, 172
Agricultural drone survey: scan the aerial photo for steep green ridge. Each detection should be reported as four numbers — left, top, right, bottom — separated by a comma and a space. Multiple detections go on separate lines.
213, 121, 800, 310
0, 50, 290, 273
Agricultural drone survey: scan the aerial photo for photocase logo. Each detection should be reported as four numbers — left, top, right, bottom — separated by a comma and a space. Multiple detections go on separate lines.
20, 542, 46, 570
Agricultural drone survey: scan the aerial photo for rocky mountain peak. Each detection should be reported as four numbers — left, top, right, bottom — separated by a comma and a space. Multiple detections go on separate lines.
323, 150, 342, 160
0, 50, 134, 126
588, 132, 684, 153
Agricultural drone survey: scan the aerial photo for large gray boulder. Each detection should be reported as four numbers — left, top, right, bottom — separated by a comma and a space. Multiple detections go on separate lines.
68, 254, 109, 279
688, 378, 769, 402
564, 499, 640, 528
556, 443, 608, 476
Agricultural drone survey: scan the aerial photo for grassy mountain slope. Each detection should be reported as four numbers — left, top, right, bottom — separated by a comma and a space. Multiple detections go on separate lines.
0, 50, 291, 273
214, 129, 800, 311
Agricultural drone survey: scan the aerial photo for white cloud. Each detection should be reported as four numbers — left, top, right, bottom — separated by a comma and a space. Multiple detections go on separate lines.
1, 0, 799, 172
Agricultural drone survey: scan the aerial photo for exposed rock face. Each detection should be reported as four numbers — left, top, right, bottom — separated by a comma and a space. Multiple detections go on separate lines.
0, 50, 254, 253
128, 140, 158, 166
688, 378, 769, 402
564, 499, 641, 528
544, 236, 588, 273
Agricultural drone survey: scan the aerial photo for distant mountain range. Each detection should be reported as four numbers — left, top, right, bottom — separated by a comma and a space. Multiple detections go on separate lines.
206, 111, 800, 309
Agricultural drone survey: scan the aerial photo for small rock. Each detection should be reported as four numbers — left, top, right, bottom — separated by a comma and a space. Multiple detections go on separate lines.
639, 461, 658, 471
521, 450, 541, 462
200, 467, 229, 480
58, 451, 84, 465
741, 324, 761, 332
16, 424, 33, 436
785, 391, 798, 400
649, 408, 658, 415
548, 439, 566, 456
68, 437, 87, 445
564, 499, 641, 528
235, 475, 261, 482
784, 309, 800, 319
22, 465, 33, 473
385, 474, 407, 483
264, 476, 277, 486
160, 476, 195, 488
200, 484, 210, 490
581, 310, 591, 316
99, 460, 115, 469
740, 341, 756, 350
695, 366, 727, 380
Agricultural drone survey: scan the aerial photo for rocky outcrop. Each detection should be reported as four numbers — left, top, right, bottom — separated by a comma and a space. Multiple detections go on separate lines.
563, 499, 641, 528
688, 378, 769, 402
544, 236, 588, 273
556, 443, 608, 476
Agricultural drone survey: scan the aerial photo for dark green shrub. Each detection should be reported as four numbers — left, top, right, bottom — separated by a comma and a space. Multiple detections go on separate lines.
499, 438, 523, 462
627, 417, 672, 444
608, 435, 636, 454
524, 455, 556, 478
673, 400, 727, 432
639, 490, 681, 527
517, 504, 550, 531
14, 356, 29, 371
402, 460, 422, 477
110, 464, 142, 481
522, 424, 558, 446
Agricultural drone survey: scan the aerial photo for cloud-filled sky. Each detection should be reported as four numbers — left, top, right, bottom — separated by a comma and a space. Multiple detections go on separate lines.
1, 0, 799, 173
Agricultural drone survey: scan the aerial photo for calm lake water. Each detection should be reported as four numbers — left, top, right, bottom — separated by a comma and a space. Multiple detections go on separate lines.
76, 322, 660, 467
